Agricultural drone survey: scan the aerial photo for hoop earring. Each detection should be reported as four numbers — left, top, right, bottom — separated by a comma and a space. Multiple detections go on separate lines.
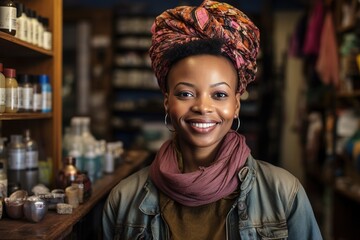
233, 117, 240, 131
164, 113, 175, 132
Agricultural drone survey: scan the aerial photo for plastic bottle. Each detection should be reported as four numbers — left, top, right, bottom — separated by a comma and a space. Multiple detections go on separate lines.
0, 63, 6, 113
39, 74, 52, 113
32, 75, 42, 112
37, 15, 44, 48
103, 143, 114, 174
4, 68, 18, 113
0, 0, 17, 36
7, 135, 26, 192
15, 2, 26, 41
83, 143, 97, 183
17, 74, 33, 112
68, 118, 84, 171
30, 10, 38, 45
43, 17, 52, 50
23, 129, 39, 194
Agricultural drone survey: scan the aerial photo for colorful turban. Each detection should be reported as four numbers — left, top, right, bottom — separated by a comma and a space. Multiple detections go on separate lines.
149, 0, 260, 94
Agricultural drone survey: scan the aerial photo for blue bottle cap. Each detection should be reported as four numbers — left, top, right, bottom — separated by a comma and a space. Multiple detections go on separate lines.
38, 74, 50, 84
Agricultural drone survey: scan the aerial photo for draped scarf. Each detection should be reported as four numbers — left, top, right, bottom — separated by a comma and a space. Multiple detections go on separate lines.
149, 130, 250, 207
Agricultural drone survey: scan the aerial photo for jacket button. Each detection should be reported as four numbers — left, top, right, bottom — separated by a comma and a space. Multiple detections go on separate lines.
239, 201, 246, 211
240, 212, 248, 220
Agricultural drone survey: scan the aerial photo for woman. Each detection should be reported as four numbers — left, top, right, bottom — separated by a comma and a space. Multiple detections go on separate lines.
103, 1, 323, 239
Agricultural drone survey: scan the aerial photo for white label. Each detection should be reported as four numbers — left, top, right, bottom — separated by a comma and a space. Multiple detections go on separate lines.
42, 92, 52, 112
43, 31, 52, 50
15, 16, 26, 40
33, 93, 42, 111
0, 88, 5, 105
22, 87, 33, 110
8, 149, 26, 170
6, 88, 18, 108
0, 7, 16, 31
26, 150, 39, 168
17, 86, 23, 109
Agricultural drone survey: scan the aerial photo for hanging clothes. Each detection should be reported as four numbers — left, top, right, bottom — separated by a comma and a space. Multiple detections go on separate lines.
316, 11, 339, 87
302, 0, 324, 56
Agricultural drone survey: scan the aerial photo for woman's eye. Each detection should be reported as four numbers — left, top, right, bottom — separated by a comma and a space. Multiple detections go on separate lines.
176, 91, 193, 98
214, 92, 228, 99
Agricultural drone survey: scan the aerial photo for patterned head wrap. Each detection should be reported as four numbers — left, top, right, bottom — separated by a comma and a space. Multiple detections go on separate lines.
149, 0, 260, 94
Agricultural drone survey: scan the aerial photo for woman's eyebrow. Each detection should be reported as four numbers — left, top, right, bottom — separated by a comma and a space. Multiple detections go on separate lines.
210, 82, 231, 88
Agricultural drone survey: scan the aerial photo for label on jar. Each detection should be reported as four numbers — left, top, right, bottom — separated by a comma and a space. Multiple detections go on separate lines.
17, 86, 23, 109
33, 93, 42, 111
41, 91, 52, 112
8, 148, 26, 170
26, 150, 39, 168
6, 88, 18, 109
22, 87, 33, 110
0, 7, 17, 31
0, 88, 5, 106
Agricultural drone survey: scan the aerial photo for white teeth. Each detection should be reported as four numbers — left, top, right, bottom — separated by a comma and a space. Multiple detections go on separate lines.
191, 122, 216, 128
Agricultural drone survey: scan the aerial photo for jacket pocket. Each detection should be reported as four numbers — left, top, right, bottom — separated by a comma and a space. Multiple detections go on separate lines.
256, 224, 288, 240
115, 225, 153, 240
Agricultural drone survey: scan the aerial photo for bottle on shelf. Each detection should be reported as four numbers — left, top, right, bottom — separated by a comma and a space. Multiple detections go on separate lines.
15, 2, 26, 41
43, 17, 52, 50
0, 0, 17, 36
0, 63, 5, 113
23, 129, 39, 194
17, 74, 33, 112
83, 143, 97, 184
67, 117, 84, 171
39, 74, 52, 113
32, 74, 42, 112
7, 135, 26, 194
4, 68, 18, 113
57, 156, 79, 190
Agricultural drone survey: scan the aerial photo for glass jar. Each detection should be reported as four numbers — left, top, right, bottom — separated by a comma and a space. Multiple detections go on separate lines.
0, 0, 17, 36
57, 156, 79, 189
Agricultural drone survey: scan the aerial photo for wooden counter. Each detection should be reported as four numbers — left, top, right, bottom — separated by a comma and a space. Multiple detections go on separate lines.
0, 150, 150, 240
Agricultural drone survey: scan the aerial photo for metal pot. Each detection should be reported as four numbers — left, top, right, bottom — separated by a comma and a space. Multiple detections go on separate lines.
23, 196, 48, 223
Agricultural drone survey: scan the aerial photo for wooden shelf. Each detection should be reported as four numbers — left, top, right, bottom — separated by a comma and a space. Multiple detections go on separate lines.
0, 150, 150, 240
0, 32, 53, 58
0, 113, 52, 120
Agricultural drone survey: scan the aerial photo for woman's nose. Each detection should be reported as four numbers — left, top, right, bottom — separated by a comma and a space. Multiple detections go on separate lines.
191, 95, 213, 114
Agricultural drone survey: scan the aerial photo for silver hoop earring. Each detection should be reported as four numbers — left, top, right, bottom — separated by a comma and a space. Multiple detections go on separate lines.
233, 117, 240, 132
164, 113, 175, 132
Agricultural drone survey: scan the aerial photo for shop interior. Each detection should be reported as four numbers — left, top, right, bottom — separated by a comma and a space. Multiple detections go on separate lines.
0, 0, 359, 239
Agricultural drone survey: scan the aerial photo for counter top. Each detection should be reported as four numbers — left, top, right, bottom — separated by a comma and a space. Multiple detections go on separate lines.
0, 150, 150, 240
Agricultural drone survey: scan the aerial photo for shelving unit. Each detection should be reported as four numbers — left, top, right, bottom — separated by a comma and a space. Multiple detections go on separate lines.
0, 0, 62, 185
111, 11, 164, 149
301, 1, 360, 239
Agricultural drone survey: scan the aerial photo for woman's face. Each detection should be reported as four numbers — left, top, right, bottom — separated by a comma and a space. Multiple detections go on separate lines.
164, 54, 241, 149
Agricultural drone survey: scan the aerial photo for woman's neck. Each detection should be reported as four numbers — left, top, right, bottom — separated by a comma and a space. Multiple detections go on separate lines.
177, 140, 221, 173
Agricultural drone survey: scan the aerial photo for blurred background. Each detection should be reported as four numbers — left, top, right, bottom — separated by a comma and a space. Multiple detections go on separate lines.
61, 0, 360, 239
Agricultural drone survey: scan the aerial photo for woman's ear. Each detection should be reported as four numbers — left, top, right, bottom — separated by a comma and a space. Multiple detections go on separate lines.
164, 93, 169, 112
235, 92, 241, 116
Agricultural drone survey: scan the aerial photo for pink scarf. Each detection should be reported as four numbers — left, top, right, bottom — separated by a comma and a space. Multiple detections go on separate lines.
149, 130, 250, 207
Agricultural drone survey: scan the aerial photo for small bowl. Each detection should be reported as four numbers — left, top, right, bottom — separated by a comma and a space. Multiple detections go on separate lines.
4, 190, 28, 219
23, 196, 48, 223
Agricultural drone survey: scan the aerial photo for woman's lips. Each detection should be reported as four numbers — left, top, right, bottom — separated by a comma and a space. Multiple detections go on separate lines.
187, 121, 219, 133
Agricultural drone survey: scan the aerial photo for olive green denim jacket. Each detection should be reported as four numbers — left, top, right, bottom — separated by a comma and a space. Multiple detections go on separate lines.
102, 155, 323, 240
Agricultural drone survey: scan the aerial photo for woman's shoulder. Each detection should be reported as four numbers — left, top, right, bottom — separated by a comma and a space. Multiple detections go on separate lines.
251, 157, 301, 194
109, 166, 151, 198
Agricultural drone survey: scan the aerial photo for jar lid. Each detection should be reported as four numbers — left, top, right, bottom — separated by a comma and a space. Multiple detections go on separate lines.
4, 68, 16, 78
38, 74, 49, 84
17, 74, 31, 84
0, 63, 3, 72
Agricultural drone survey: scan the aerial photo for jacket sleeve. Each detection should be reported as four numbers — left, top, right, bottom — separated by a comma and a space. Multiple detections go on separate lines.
103, 183, 121, 240
286, 184, 323, 240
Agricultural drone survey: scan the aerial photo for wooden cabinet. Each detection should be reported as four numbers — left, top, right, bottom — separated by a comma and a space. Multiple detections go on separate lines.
0, 0, 62, 185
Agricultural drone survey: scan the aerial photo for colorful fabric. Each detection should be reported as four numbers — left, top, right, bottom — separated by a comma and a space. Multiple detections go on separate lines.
149, 0, 260, 94
149, 130, 250, 207
316, 11, 339, 87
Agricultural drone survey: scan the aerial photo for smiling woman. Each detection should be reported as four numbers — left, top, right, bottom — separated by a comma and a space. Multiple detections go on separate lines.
102, 1, 323, 239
